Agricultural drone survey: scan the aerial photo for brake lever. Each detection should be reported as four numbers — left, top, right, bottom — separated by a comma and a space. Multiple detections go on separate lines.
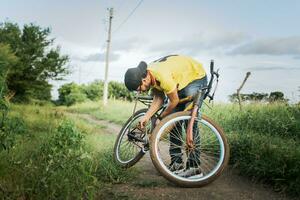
208, 95, 214, 103
214, 68, 220, 78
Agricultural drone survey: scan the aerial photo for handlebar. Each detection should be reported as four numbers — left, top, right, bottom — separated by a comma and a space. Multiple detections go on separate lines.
204, 60, 219, 101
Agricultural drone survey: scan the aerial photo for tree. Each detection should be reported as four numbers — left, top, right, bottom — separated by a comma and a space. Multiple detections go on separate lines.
229, 92, 268, 103
83, 80, 104, 101
58, 83, 87, 106
229, 91, 288, 103
0, 44, 23, 151
0, 22, 69, 102
0, 43, 18, 98
268, 91, 288, 103
248, 92, 268, 101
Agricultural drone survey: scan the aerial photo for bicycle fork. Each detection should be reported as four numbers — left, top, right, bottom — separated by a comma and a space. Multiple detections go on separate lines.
186, 90, 204, 148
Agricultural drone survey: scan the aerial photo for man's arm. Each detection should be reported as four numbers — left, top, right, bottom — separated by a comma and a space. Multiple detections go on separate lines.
160, 88, 179, 119
139, 89, 165, 128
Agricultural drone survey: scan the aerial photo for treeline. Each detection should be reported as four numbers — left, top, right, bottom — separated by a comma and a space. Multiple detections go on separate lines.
229, 91, 288, 103
57, 81, 135, 106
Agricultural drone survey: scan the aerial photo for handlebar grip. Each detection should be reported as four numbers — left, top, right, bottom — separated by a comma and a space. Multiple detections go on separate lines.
210, 60, 214, 74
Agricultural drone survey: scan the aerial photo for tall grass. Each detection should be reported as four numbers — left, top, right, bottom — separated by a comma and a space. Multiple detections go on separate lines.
204, 103, 300, 139
65, 100, 300, 196
0, 104, 136, 199
204, 103, 300, 196
64, 99, 146, 125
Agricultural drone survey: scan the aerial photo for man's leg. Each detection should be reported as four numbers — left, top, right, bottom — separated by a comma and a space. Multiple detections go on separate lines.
169, 122, 183, 165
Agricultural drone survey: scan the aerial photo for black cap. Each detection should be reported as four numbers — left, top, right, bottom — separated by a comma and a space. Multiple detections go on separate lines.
124, 61, 147, 91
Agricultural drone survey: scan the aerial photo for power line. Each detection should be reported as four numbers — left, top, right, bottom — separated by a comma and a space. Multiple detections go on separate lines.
112, 0, 145, 34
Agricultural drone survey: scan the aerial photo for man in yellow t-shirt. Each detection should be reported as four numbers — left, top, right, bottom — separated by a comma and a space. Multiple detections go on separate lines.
124, 55, 207, 177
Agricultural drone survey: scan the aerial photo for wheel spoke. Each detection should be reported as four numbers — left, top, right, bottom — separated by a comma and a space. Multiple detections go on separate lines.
153, 113, 228, 185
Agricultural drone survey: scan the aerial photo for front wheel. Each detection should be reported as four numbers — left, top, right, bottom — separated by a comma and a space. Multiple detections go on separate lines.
113, 109, 151, 168
150, 111, 230, 187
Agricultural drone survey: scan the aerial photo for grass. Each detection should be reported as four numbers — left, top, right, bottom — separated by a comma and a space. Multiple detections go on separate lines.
64, 99, 146, 125
204, 103, 300, 139
2, 100, 299, 198
203, 102, 300, 196
0, 103, 137, 199
66, 100, 300, 196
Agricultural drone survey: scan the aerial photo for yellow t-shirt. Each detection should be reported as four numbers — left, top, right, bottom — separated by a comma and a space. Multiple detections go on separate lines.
148, 55, 206, 94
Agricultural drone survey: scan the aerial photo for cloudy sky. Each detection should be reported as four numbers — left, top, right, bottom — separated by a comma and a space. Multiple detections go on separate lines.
1, 0, 300, 102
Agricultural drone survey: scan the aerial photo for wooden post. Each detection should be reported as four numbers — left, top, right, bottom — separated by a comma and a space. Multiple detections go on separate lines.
237, 72, 251, 111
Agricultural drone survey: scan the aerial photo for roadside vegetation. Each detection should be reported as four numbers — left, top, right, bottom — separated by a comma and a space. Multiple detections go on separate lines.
66, 100, 300, 196
205, 103, 300, 195
0, 104, 136, 199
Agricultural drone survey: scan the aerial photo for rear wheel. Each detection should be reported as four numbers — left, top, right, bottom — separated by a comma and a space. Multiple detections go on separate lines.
113, 109, 151, 168
150, 111, 230, 187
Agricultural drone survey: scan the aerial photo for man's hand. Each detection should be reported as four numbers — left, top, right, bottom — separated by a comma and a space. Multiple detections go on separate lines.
139, 116, 149, 130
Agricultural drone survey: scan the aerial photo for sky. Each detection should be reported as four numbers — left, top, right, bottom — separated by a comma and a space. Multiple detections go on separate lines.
1, 0, 300, 102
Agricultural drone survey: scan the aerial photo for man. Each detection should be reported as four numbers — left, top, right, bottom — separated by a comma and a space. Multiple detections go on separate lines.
124, 55, 207, 177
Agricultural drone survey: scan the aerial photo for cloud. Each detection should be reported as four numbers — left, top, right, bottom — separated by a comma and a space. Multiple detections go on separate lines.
246, 66, 300, 71
112, 36, 148, 52
294, 55, 300, 59
230, 36, 300, 56
73, 52, 121, 62
149, 32, 250, 54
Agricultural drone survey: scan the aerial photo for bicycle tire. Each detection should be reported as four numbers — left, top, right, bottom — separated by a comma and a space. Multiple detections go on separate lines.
113, 108, 149, 168
150, 111, 230, 187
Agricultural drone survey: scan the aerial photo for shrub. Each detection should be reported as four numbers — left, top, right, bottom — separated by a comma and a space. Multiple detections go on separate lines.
19, 120, 98, 199
108, 81, 134, 101
82, 80, 104, 101
57, 81, 135, 106
58, 82, 87, 106
0, 115, 26, 151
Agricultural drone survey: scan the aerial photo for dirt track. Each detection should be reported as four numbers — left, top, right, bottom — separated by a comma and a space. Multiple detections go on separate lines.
73, 113, 294, 200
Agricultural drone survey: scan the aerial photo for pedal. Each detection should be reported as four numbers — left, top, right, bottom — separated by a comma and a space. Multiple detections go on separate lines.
142, 142, 149, 153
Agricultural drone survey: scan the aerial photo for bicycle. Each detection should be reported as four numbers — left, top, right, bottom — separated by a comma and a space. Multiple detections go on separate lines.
113, 60, 230, 187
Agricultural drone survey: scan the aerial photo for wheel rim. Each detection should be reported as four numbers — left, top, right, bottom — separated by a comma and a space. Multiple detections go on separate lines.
154, 115, 225, 182
115, 113, 148, 164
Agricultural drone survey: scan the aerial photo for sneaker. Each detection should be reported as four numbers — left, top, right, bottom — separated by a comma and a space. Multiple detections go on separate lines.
177, 167, 203, 178
168, 162, 184, 172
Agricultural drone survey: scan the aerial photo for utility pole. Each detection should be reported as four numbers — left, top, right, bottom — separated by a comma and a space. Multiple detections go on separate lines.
103, 8, 113, 106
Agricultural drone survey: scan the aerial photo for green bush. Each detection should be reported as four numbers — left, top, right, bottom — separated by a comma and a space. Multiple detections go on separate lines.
108, 81, 134, 101
57, 81, 135, 106
17, 120, 98, 199
0, 116, 26, 151
58, 82, 87, 106
0, 107, 137, 200
83, 80, 104, 101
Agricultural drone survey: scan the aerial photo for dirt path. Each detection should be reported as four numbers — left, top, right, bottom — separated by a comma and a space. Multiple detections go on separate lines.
72, 113, 294, 200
